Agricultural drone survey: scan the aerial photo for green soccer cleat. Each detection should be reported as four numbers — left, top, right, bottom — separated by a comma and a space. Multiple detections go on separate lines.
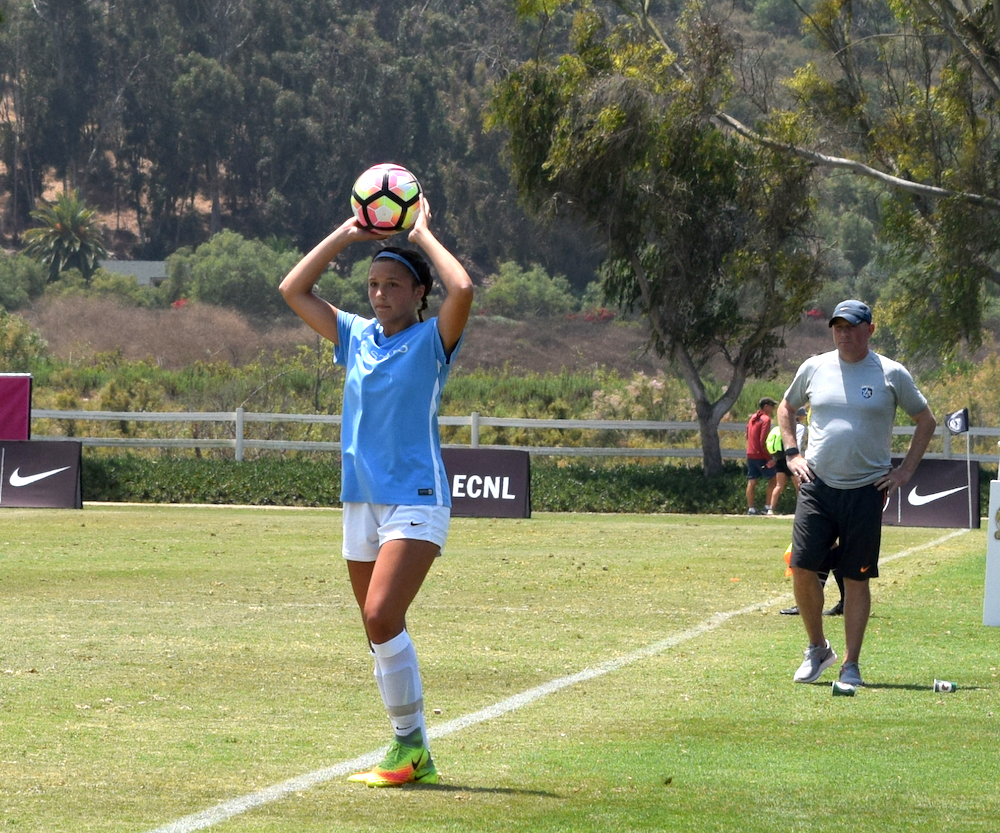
348, 738, 439, 788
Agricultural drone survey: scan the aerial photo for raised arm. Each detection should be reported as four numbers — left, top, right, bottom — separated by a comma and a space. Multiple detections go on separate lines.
407, 198, 474, 356
279, 217, 387, 344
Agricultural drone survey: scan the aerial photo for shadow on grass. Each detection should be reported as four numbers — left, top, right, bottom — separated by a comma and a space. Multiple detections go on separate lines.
865, 682, 975, 692
405, 783, 560, 798
802, 681, 959, 692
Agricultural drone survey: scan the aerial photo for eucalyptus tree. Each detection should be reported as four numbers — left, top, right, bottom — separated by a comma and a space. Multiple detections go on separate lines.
775, 0, 1000, 362
668, 0, 1000, 363
0, 0, 101, 200
489, 5, 824, 474
173, 54, 242, 236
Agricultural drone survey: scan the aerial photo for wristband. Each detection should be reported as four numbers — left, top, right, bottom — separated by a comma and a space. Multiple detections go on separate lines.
785, 447, 800, 457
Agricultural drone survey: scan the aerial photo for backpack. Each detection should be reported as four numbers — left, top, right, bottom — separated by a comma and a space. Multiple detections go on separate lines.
765, 425, 783, 455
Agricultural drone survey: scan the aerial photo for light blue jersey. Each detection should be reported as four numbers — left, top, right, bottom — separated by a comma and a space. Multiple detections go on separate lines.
784, 349, 927, 489
335, 311, 461, 506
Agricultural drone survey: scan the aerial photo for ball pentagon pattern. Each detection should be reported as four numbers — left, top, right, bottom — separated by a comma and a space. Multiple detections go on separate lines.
350, 163, 421, 231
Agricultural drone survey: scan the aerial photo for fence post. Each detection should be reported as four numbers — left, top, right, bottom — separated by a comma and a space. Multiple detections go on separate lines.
471, 411, 480, 448
235, 408, 245, 461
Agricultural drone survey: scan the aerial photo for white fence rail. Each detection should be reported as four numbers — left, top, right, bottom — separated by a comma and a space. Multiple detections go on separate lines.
28, 408, 1000, 466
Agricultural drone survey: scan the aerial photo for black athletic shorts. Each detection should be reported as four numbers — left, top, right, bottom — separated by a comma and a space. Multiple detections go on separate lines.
791, 476, 884, 580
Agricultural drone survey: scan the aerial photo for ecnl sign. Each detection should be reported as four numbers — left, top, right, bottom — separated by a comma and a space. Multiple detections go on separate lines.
442, 448, 530, 519
452, 473, 517, 501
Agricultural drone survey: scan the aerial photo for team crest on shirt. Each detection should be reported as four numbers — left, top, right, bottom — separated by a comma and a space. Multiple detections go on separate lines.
860, 386, 874, 399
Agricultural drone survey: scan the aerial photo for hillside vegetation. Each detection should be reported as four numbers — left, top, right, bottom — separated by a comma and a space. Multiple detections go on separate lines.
13, 296, 1000, 437
4, 294, 999, 513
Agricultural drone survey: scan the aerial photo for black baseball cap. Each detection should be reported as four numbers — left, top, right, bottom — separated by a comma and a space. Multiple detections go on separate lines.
829, 300, 872, 326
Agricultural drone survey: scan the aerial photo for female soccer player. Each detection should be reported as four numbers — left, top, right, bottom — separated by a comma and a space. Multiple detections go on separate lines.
279, 197, 473, 786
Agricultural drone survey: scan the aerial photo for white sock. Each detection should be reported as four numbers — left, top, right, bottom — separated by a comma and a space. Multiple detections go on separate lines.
372, 631, 427, 746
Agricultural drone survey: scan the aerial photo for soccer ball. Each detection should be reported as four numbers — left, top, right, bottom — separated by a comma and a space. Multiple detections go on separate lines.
350, 163, 421, 231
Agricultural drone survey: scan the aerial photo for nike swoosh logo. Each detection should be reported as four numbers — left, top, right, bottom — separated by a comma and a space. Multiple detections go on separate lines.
907, 485, 967, 506
9, 466, 71, 487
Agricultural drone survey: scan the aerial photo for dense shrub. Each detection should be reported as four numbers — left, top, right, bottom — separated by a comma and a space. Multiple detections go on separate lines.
476, 262, 576, 318
315, 257, 371, 315
167, 231, 300, 319
83, 455, 341, 506
531, 460, 749, 513
80, 455, 997, 516
0, 310, 50, 371
0, 252, 48, 310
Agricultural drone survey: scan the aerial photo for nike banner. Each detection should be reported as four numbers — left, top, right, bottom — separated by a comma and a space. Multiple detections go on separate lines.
882, 457, 979, 529
945, 408, 969, 435
0, 440, 83, 509
443, 448, 530, 519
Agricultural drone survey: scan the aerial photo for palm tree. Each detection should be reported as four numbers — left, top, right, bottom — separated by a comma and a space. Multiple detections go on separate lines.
21, 190, 108, 283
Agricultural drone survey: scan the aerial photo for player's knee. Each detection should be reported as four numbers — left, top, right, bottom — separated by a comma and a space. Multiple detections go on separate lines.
363, 604, 404, 644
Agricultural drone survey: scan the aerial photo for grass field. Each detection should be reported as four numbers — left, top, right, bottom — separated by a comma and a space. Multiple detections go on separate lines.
1, 505, 997, 832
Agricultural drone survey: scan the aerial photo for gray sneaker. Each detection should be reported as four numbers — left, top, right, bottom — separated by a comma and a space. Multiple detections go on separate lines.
839, 662, 864, 687
793, 640, 837, 683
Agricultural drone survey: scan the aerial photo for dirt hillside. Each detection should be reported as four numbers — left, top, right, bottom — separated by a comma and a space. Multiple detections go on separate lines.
25, 297, 835, 378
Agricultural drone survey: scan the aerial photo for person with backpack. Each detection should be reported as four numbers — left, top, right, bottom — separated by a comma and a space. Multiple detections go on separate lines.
770, 407, 846, 615
766, 406, 808, 514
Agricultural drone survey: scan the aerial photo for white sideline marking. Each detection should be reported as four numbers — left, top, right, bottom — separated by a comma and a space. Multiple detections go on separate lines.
143, 529, 968, 832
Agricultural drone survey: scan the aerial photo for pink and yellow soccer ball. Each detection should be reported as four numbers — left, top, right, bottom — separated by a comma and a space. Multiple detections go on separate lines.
350, 163, 421, 231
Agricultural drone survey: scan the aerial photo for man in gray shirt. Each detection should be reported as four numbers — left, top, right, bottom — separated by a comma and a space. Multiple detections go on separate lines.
777, 300, 937, 687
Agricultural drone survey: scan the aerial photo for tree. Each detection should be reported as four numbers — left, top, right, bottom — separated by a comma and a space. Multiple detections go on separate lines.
0, 309, 48, 371
488, 5, 824, 475
172, 53, 242, 236
783, 0, 1000, 362
167, 229, 300, 320
663, 0, 1000, 362
478, 262, 576, 317
0, 251, 47, 309
548, 0, 1000, 363
21, 189, 108, 282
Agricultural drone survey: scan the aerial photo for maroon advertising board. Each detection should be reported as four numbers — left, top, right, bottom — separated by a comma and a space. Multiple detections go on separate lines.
0, 373, 32, 440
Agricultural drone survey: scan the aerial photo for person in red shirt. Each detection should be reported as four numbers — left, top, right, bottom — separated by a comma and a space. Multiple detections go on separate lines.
745, 397, 777, 515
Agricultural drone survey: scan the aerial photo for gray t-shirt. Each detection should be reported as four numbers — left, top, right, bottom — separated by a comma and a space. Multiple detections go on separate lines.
783, 349, 928, 489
